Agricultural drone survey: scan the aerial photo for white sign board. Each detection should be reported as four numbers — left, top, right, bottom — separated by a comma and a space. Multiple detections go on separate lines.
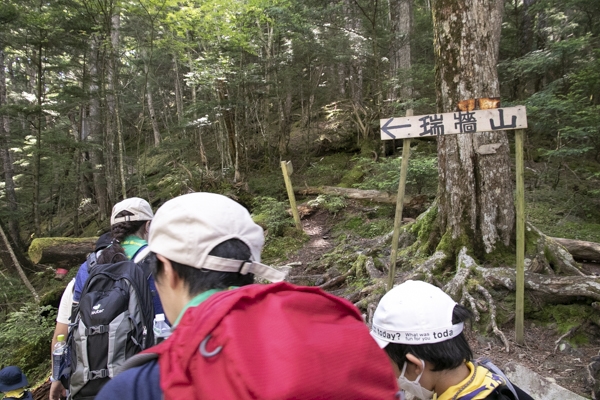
380, 106, 527, 140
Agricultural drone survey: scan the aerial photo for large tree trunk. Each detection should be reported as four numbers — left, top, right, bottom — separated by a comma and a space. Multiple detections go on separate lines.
432, 0, 513, 255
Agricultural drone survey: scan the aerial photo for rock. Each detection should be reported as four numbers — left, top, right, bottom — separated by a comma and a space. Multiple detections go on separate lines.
504, 362, 587, 400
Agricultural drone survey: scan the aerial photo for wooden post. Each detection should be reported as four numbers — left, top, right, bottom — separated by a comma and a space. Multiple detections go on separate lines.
281, 161, 302, 230
515, 129, 525, 344
387, 109, 413, 292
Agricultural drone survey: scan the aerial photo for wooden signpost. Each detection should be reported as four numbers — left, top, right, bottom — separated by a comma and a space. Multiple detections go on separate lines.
381, 104, 528, 344
281, 161, 302, 230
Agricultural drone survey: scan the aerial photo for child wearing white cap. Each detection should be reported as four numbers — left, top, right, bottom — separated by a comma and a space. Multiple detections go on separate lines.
371, 280, 533, 400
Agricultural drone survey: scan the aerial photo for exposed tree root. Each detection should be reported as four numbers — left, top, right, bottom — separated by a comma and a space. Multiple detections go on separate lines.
475, 283, 510, 352
476, 266, 600, 302
445, 247, 476, 298
402, 250, 447, 283
528, 223, 585, 276
586, 351, 600, 400
319, 266, 355, 290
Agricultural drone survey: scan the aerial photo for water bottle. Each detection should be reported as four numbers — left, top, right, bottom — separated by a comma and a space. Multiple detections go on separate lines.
52, 334, 66, 380
153, 313, 171, 345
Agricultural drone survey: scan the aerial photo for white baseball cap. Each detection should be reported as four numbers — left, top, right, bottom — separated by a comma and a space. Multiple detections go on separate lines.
111, 197, 154, 225
148, 192, 285, 282
371, 280, 464, 348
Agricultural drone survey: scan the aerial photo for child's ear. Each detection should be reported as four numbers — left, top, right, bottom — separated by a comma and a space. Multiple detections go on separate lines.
405, 353, 425, 376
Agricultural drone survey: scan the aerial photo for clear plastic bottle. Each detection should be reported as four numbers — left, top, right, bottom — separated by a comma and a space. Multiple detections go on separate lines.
153, 313, 171, 345
52, 334, 66, 380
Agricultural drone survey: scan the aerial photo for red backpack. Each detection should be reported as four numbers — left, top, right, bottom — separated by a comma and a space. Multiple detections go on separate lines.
142, 282, 398, 399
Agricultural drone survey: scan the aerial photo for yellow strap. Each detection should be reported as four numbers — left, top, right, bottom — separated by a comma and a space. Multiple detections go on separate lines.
4, 388, 25, 398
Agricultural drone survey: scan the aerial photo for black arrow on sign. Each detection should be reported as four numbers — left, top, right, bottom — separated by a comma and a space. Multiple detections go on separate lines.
381, 118, 411, 139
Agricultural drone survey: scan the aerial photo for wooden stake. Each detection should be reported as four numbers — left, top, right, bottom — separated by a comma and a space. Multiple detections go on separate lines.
387, 109, 413, 292
515, 129, 525, 344
281, 161, 302, 230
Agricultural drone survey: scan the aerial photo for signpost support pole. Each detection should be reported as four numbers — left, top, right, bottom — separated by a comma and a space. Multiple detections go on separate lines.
515, 129, 525, 344
387, 109, 413, 292
281, 161, 302, 230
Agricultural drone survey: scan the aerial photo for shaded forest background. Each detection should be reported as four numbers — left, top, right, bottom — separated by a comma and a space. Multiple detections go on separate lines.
0, 0, 599, 389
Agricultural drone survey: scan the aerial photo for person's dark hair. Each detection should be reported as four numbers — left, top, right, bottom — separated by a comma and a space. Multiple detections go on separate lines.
111, 210, 148, 241
383, 304, 473, 372
96, 240, 128, 264
151, 239, 254, 296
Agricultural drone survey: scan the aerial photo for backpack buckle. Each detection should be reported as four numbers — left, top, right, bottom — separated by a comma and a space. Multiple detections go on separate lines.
88, 369, 109, 380
86, 325, 108, 336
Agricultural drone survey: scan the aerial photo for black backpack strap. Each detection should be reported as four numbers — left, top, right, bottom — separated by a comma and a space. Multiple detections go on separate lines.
476, 357, 519, 400
87, 252, 98, 272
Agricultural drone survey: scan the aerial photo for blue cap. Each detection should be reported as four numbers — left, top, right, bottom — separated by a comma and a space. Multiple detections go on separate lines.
0, 366, 28, 392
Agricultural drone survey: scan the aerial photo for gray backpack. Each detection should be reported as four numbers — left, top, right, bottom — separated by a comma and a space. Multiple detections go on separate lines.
67, 258, 154, 400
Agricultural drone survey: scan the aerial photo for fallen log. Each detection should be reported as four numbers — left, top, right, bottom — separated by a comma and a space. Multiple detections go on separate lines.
294, 186, 399, 204
551, 237, 600, 263
477, 266, 600, 303
28, 237, 97, 266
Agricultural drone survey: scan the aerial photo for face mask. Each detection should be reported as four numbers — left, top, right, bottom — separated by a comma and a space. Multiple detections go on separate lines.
397, 359, 435, 400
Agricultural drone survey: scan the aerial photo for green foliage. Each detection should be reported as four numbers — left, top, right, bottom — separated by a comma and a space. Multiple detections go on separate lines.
303, 154, 353, 187
261, 227, 309, 264
339, 215, 393, 239
0, 303, 55, 383
526, 187, 600, 242
352, 151, 438, 195
531, 303, 594, 346
251, 197, 295, 237
307, 195, 346, 215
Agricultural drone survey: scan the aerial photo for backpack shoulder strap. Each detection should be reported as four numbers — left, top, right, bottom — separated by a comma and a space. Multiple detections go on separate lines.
87, 252, 98, 272
133, 244, 150, 263
476, 357, 519, 400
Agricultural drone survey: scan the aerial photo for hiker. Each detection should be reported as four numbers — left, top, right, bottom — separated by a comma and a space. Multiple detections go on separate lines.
0, 366, 33, 400
96, 192, 399, 400
49, 232, 112, 400
71, 233, 112, 303
107, 197, 163, 315
371, 280, 533, 400
66, 199, 161, 400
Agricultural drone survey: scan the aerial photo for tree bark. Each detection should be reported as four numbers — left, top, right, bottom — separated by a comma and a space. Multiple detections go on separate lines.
551, 237, 600, 263
28, 237, 97, 265
88, 34, 109, 220
293, 186, 426, 205
0, 219, 39, 302
144, 56, 161, 147
0, 49, 22, 249
389, 0, 413, 102
432, 0, 513, 255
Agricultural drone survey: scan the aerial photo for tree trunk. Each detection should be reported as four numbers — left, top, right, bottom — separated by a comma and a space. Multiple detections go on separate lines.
295, 186, 400, 204
144, 57, 161, 147
432, 0, 513, 255
0, 49, 23, 249
389, 0, 413, 102
88, 35, 109, 220
110, 10, 127, 199
0, 218, 39, 303
28, 237, 97, 266
551, 237, 600, 263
